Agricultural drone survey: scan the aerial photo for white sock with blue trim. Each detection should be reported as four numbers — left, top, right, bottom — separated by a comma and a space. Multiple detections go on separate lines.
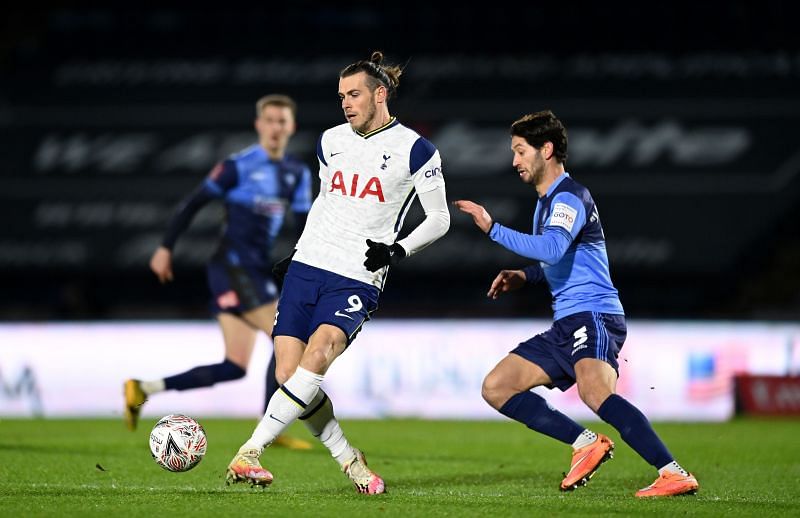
243, 367, 324, 450
300, 390, 356, 467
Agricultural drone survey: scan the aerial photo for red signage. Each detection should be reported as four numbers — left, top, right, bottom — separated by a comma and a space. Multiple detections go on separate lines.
735, 375, 800, 416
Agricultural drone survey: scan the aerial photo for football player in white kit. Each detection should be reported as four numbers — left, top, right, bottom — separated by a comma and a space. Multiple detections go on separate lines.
226, 51, 450, 494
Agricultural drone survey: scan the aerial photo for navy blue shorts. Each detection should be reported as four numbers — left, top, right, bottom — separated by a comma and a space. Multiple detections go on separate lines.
273, 261, 380, 345
512, 311, 627, 391
206, 257, 278, 316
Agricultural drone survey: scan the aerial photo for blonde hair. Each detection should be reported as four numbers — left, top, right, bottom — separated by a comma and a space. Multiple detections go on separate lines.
255, 94, 297, 117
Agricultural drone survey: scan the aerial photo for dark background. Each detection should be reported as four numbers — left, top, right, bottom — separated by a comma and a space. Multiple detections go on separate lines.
2, 2, 799, 321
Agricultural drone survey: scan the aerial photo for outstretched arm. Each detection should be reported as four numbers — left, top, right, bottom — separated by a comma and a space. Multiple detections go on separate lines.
151, 160, 236, 283
150, 183, 216, 283
453, 199, 493, 234
455, 197, 581, 265
490, 225, 573, 265
159, 183, 217, 251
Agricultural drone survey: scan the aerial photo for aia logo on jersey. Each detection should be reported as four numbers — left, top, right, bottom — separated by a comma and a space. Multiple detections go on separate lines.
329, 171, 385, 202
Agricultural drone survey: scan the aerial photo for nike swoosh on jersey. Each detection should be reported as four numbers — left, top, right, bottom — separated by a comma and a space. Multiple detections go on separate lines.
330, 151, 344, 157
334, 310, 354, 320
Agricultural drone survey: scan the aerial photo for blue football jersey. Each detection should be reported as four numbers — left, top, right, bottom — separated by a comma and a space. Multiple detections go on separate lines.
489, 173, 624, 319
202, 145, 312, 268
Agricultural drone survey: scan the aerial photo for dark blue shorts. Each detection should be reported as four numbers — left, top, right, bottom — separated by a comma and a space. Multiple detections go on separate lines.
206, 257, 278, 316
512, 311, 627, 391
273, 261, 380, 345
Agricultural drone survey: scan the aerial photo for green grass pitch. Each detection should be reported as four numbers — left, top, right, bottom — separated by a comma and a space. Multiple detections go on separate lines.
1, 418, 798, 516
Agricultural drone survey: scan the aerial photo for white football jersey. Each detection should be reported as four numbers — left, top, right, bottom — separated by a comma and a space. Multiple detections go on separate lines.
294, 118, 445, 287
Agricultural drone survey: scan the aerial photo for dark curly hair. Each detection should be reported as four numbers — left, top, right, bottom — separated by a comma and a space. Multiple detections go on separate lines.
511, 110, 568, 164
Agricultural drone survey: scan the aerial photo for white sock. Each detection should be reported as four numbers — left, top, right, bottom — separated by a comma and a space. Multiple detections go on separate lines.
243, 367, 324, 450
300, 390, 355, 467
140, 379, 165, 395
658, 461, 689, 476
571, 429, 598, 450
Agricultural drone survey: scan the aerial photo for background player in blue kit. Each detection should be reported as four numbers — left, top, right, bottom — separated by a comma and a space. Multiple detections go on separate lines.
124, 94, 313, 450
455, 110, 699, 497
225, 52, 450, 494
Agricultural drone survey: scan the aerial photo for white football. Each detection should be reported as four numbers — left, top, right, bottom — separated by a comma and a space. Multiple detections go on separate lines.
149, 414, 207, 472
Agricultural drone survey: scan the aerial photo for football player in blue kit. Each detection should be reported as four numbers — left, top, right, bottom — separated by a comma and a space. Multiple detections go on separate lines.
225, 52, 450, 494
455, 110, 698, 498
125, 94, 313, 450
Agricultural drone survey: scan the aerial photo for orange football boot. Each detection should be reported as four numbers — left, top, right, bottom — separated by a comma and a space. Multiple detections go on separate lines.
560, 433, 615, 491
635, 471, 698, 497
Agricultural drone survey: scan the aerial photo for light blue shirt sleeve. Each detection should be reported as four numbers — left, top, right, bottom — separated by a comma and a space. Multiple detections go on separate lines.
489, 192, 586, 265
547, 192, 587, 240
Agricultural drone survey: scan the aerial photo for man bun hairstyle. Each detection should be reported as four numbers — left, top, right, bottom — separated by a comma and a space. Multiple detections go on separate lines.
511, 110, 568, 164
340, 50, 403, 98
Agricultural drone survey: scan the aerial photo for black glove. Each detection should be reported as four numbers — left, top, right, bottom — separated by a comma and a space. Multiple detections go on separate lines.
271, 250, 296, 283
364, 239, 406, 272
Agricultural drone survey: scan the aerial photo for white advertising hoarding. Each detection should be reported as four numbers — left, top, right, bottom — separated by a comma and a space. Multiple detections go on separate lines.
1, 320, 798, 421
